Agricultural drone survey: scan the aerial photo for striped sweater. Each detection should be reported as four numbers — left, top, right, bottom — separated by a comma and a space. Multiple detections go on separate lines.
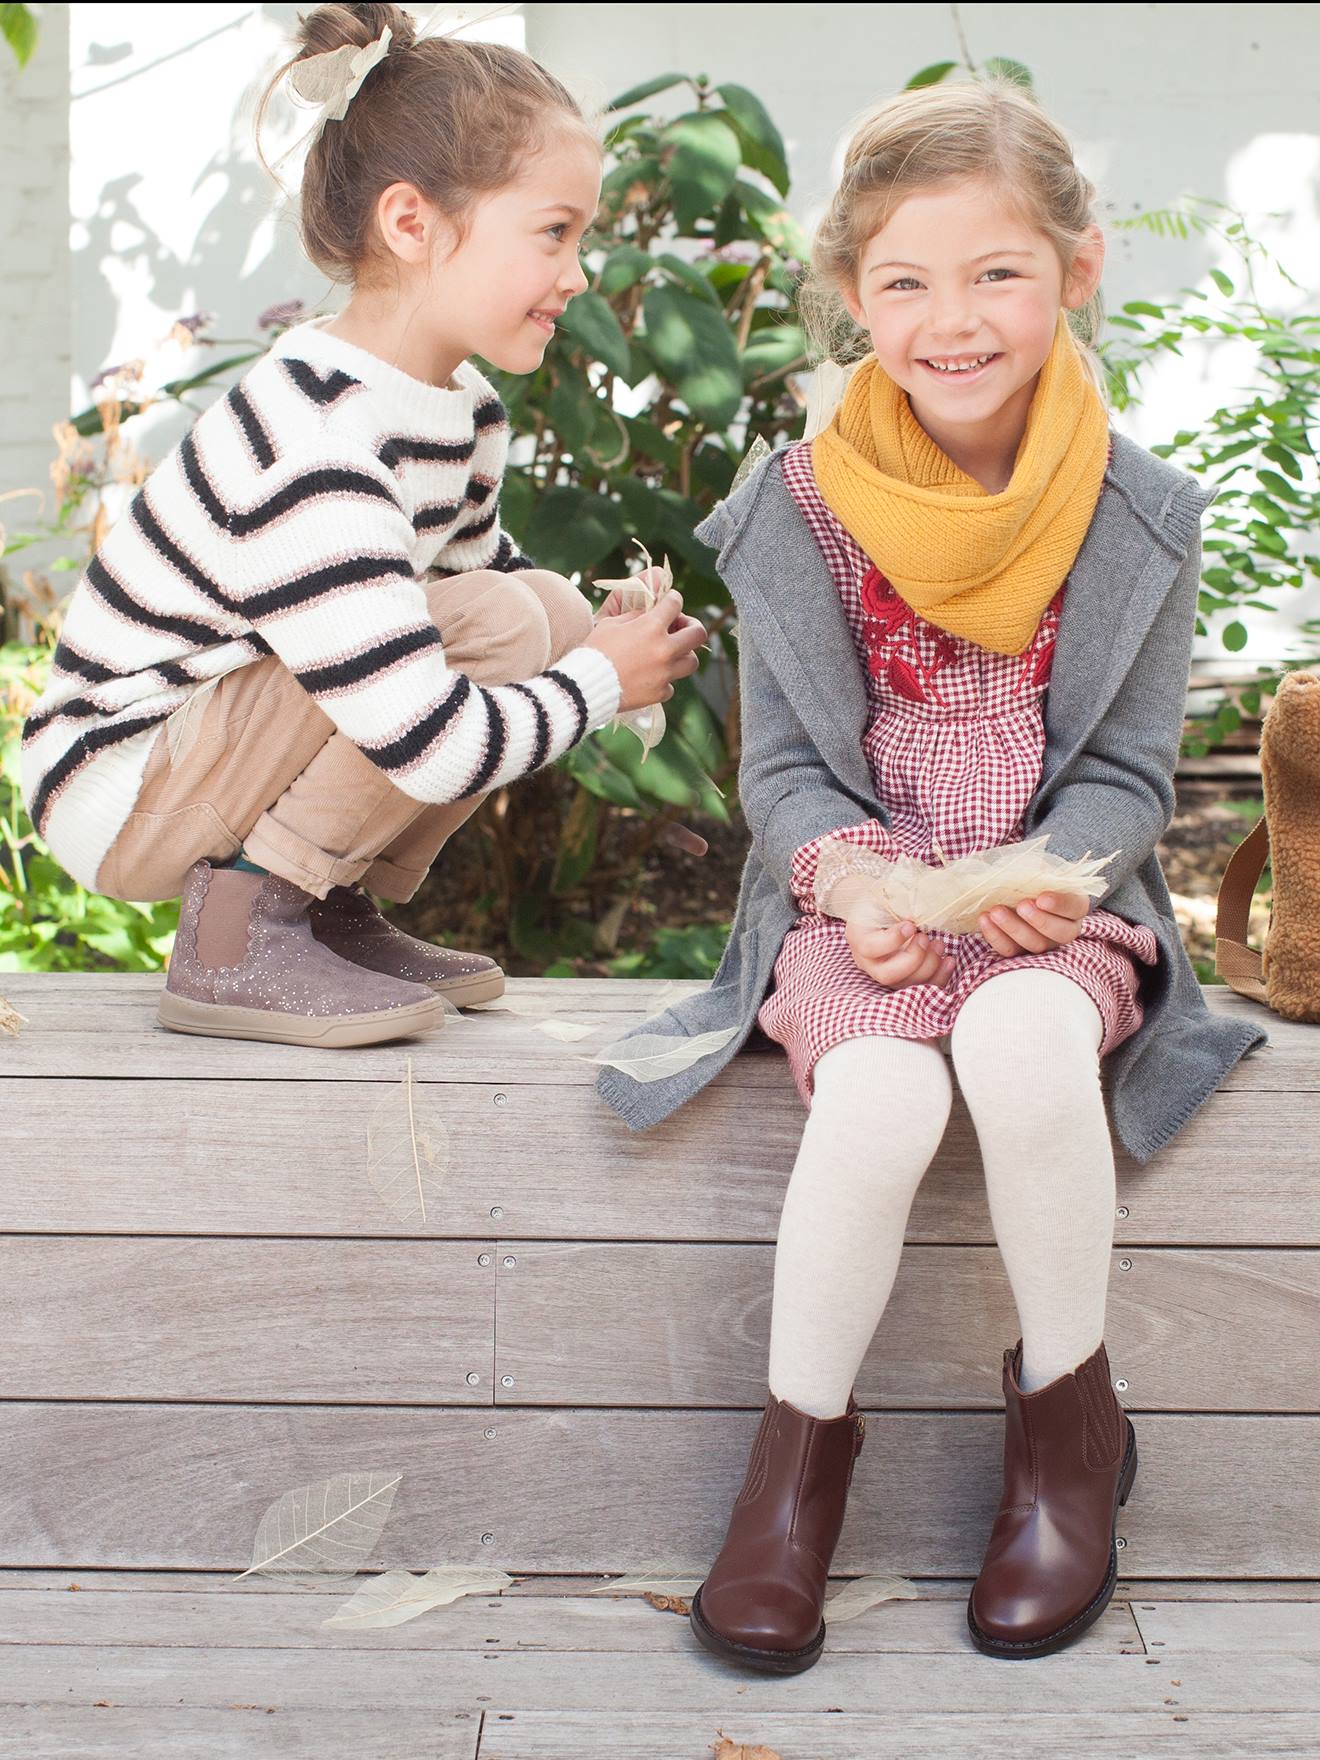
20, 314, 622, 892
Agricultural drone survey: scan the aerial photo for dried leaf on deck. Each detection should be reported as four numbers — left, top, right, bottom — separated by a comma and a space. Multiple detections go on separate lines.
534, 1017, 599, 1042
823, 1572, 920, 1622
582, 1024, 740, 1082
322, 1564, 513, 1628
587, 1566, 706, 1596
231, 1470, 401, 1585
366, 1055, 450, 1226
712, 1737, 784, 1760
0, 995, 29, 1037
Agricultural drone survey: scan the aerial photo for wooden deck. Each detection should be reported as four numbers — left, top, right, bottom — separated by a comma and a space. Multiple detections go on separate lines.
2, 972, 1317, 1756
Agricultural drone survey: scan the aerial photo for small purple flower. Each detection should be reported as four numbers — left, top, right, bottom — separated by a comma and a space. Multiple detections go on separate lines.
257, 298, 306, 331
702, 241, 762, 267
88, 360, 143, 394
175, 312, 215, 336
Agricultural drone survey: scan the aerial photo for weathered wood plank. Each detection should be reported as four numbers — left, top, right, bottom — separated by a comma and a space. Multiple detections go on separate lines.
1132, 1599, 1320, 1652
492, 1243, 1320, 1411
0, 1583, 1139, 1653
1, 1407, 1315, 1576
0, 975, 1299, 1087
0, 1706, 481, 1759
1, 1241, 497, 1404
4, 1080, 1317, 1246
0, 1644, 1314, 1714
474, 1711, 1320, 1760
6, 1239, 1315, 1411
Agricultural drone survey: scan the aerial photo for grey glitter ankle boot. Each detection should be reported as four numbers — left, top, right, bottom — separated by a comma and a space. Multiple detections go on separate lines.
157, 859, 451, 1047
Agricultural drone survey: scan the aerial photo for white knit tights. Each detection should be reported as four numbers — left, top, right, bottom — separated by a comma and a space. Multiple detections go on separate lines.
766, 968, 1115, 1417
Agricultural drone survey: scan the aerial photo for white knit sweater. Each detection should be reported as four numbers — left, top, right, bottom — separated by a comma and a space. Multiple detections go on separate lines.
20, 315, 622, 891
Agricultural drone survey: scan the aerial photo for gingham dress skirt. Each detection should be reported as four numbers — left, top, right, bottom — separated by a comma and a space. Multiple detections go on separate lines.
756, 439, 1160, 1110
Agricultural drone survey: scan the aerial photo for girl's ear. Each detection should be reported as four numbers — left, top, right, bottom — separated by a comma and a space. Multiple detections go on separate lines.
840, 277, 866, 328
375, 181, 441, 267
1064, 222, 1105, 310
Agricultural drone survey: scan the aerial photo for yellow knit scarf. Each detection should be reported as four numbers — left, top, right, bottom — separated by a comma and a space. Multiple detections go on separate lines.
811, 307, 1110, 656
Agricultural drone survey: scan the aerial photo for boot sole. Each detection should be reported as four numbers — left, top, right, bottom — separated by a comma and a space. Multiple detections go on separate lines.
424, 969, 506, 1007
966, 1417, 1139, 1660
688, 1582, 825, 1675
157, 989, 451, 1048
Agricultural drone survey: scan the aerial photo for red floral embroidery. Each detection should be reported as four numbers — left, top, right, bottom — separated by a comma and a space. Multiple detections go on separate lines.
859, 564, 960, 706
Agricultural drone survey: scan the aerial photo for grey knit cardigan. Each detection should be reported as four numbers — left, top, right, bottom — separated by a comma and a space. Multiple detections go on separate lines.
594, 432, 1270, 1164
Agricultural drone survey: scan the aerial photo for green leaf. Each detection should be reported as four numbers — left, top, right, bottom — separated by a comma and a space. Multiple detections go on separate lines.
560, 737, 647, 810
524, 486, 625, 576
1, 4, 38, 68
734, 180, 810, 262
547, 376, 596, 456
905, 60, 958, 88
598, 244, 653, 297
1122, 300, 1166, 319
662, 111, 742, 231
654, 252, 723, 307
1209, 268, 1235, 297
607, 72, 688, 111
642, 285, 743, 427
1222, 620, 1248, 652
555, 291, 632, 379
614, 476, 722, 574
1263, 443, 1303, 480
981, 57, 1034, 88
741, 321, 807, 386
715, 83, 790, 196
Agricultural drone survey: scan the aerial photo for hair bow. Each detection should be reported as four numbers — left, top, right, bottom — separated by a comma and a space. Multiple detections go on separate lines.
284, 4, 521, 131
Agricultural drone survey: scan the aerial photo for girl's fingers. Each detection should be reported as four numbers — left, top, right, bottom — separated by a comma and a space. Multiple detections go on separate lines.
1017, 899, 1079, 942
979, 907, 1049, 954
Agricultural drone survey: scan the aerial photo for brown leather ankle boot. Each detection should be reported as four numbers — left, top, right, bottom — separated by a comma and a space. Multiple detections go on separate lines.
967, 1338, 1137, 1659
157, 860, 451, 1047
689, 1389, 866, 1674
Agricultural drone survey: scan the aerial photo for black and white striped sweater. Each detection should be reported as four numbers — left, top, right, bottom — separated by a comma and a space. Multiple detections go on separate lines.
20, 315, 622, 892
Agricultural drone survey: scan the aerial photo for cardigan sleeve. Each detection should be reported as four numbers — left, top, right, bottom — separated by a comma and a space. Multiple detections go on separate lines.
220, 438, 620, 806
737, 614, 893, 910
1026, 522, 1204, 905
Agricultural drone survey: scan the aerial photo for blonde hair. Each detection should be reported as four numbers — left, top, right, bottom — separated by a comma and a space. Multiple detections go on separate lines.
256, 3, 601, 290
798, 76, 1111, 404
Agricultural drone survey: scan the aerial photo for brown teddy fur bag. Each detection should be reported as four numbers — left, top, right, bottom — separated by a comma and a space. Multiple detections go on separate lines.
1215, 669, 1320, 1022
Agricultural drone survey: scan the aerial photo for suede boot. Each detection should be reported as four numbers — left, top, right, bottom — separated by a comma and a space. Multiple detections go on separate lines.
689, 1389, 866, 1674
967, 1338, 1137, 1659
157, 859, 451, 1047
309, 883, 505, 1006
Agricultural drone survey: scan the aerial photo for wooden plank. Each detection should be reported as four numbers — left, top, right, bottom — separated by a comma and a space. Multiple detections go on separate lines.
1, 1406, 1315, 1577
1132, 1599, 1320, 1652
6, 1570, 1318, 1600
4, 1080, 1318, 1247
0, 1584, 1139, 1653
0, 1707, 481, 1759
474, 1711, 1320, 1760
492, 1244, 1320, 1411
7, 1239, 1315, 1411
0, 1241, 496, 1404
0, 1644, 1314, 1715
0, 975, 1299, 1087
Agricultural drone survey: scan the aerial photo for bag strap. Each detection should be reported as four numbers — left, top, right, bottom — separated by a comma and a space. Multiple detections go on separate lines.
1214, 811, 1270, 1003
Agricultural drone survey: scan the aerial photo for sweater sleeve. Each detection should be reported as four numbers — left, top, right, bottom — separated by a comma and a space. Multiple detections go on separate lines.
790, 818, 902, 917
220, 440, 621, 806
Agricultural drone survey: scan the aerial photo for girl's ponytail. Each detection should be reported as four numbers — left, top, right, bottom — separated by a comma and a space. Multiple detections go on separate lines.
254, 3, 597, 290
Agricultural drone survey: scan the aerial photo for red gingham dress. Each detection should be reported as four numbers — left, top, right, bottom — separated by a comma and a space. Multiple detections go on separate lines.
756, 439, 1160, 1109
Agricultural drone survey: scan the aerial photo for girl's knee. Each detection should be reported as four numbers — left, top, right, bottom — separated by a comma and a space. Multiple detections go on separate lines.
425, 569, 553, 679
950, 970, 1104, 1102
513, 567, 596, 658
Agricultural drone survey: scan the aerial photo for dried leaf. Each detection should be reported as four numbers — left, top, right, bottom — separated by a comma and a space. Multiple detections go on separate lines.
0, 995, 29, 1037
594, 540, 671, 760
366, 1056, 451, 1226
322, 1564, 513, 1628
231, 1470, 401, 1585
644, 1591, 691, 1614
534, 1017, 599, 1042
823, 1572, 920, 1623
164, 674, 227, 767
816, 832, 1119, 934
730, 432, 773, 493
802, 358, 862, 443
581, 1024, 740, 1082
587, 1572, 705, 1596
712, 1737, 784, 1760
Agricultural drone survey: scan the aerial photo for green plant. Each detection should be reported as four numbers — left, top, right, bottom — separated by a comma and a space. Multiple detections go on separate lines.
1099, 197, 1319, 757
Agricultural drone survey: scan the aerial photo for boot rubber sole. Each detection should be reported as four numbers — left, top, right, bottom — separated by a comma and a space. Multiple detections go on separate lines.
689, 1581, 825, 1675
423, 968, 506, 1007
157, 988, 450, 1048
966, 1416, 1138, 1660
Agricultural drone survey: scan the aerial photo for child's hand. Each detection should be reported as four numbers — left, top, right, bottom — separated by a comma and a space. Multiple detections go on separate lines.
846, 917, 957, 991
976, 890, 1092, 957
594, 565, 670, 623
585, 586, 707, 712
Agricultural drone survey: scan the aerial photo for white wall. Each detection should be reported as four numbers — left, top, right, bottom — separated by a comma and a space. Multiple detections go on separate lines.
3, 2, 1317, 663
